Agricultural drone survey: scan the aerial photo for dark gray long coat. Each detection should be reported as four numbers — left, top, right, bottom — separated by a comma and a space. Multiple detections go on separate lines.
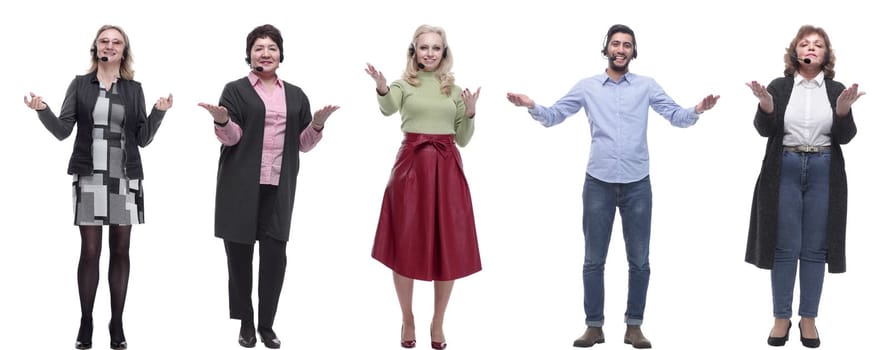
214, 77, 312, 244
746, 76, 856, 273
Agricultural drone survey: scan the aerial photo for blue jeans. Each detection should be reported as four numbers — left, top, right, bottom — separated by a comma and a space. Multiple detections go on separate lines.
772, 150, 830, 319
581, 174, 652, 327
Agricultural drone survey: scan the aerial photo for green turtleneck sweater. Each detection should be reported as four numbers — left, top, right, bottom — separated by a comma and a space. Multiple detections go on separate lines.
377, 71, 475, 147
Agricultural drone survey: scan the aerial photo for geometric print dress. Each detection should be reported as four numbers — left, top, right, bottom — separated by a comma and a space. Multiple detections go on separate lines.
72, 81, 145, 225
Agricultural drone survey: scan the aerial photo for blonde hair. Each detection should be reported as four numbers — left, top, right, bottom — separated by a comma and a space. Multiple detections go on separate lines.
88, 25, 135, 80
402, 24, 455, 96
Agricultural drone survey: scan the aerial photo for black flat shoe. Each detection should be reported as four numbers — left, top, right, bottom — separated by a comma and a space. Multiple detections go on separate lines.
258, 327, 281, 349
767, 322, 791, 346
239, 319, 257, 348
75, 317, 93, 349
239, 334, 257, 348
238, 321, 256, 348
799, 322, 821, 348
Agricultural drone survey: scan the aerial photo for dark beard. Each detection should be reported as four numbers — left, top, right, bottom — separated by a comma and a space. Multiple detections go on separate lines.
608, 59, 629, 72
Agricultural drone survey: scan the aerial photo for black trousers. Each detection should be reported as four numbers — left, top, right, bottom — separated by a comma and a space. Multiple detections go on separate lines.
224, 185, 287, 329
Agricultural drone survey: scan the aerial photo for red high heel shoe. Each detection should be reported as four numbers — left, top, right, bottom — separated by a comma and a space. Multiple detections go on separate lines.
431, 341, 447, 349
401, 324, 416, 348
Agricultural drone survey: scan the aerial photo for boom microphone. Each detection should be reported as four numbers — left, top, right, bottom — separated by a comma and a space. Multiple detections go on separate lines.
791, 52, 813, 64
100, 56, 109, 62
254, 66, 264, 72
417, 62, 425, 69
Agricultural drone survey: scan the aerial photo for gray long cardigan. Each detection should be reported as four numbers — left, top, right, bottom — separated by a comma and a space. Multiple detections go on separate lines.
746, 76, 857, 273
214, 77, 312, 244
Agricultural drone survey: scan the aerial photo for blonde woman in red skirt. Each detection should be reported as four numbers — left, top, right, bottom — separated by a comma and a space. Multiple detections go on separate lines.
365, 24, 481, 350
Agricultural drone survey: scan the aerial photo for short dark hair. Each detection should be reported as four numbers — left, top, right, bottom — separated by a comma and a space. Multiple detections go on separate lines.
601, 24, 637, 58
246, 24, 284, 63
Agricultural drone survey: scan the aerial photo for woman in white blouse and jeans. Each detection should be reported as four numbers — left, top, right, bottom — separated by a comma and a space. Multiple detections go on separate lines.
745, 24, 864, 348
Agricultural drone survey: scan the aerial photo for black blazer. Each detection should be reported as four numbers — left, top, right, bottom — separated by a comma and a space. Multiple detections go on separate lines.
746, 76, 857, 273
37, 72, 166, 179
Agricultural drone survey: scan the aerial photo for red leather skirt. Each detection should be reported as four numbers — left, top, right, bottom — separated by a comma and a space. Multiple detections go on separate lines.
372, 133, 481, 281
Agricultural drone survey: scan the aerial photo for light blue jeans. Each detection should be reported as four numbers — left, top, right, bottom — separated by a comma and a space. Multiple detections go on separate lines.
772, 150, 830, 319
581, 175, 652, 326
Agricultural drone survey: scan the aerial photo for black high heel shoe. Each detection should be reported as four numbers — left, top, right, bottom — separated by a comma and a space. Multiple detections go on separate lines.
109, 322, 127, 349
799, 322, 821, 348
109, 339, 128, 350
767, 321, 791, 346
75, 317, 93, 349
258, 327, 281, 349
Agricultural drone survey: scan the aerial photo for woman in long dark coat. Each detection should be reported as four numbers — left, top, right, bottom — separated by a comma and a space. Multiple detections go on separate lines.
745, 24, 863, 348
198, 24, 338, 349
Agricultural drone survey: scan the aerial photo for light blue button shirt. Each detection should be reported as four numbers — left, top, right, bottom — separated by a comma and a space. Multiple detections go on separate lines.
529, 72, 700, 183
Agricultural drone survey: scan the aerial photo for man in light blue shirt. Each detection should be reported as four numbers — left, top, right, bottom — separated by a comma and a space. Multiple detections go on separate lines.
507, 24, 719, 349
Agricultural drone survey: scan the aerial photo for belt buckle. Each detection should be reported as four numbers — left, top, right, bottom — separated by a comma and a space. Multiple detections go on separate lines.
801, 145, 818, 152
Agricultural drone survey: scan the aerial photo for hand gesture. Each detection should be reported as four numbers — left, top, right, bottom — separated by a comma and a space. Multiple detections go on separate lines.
311, 105, 341, 129
197, 102, 230, 124
155, 94, 174, 111
835, 83, 865, 117
745, 81, 773, 113
364, 63, 388, 94
461, 87, 481, 118
695, 94, 721, 114
23, 92, 47, 111
506, 92, 534, 108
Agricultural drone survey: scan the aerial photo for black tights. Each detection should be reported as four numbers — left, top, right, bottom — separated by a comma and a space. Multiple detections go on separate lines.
77, 225, 131, 340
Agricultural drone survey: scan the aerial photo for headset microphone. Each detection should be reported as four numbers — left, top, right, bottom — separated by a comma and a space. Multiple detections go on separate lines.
100, 56, 109, 62
417, 62, 425, 69
254, 66, 264, 72
791, 52, 813, 64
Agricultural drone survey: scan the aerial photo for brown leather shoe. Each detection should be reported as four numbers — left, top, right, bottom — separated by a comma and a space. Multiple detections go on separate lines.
624, 325, 652, 349
573, 327, 605, 347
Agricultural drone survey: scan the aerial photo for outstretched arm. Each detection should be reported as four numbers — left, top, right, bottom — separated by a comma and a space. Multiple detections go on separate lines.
694, 94, 720, 114
198, 102, 242, 146
745, 81, 773, 114
300, 105, 340, 152
506, 84, 583, 128
136, 93, 173, 147
27, 81, 78, 140
506, 92, 534, 109
835, 83, 864, 117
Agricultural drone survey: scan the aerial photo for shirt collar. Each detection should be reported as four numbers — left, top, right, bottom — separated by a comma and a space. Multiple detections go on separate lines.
794, 71, 825, 88
597, 71, 634, 85
248, 71, 282, 87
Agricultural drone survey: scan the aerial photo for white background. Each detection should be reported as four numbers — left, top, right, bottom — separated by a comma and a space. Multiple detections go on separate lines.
0, 0, 885, 349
